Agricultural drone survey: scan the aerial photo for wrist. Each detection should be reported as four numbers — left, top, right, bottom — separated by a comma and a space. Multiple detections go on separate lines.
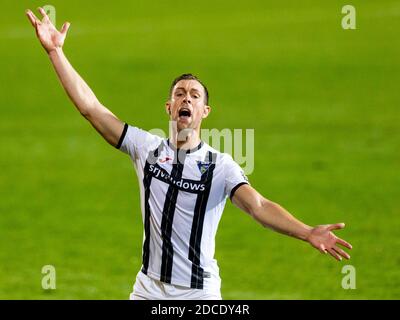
299, 225, 313, 242
48, 47, 63, 58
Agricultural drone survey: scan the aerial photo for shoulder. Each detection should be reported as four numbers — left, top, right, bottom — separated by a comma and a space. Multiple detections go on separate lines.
118, 124, 164, 156
200, 143, 231, 162
200, 143, 243, 167
200, 143, 241, 174
126, 125, 163, 143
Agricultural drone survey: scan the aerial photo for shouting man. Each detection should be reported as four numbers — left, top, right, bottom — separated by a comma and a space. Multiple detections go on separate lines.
26, 8, 352, 300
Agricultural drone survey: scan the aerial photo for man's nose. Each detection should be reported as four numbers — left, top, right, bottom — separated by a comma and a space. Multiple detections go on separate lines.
183, 94, 191, 104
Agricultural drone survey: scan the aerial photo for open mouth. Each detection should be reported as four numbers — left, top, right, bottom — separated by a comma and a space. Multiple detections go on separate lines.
178, 109, 192, 119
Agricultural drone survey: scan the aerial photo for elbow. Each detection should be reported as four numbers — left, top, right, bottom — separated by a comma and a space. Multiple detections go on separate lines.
250, 198, 275, 227
80, 109, 90, 118
76, 96, 100, 119
79, 103, 97, 119
74, 100, 91, 118
78, 101, 96, 118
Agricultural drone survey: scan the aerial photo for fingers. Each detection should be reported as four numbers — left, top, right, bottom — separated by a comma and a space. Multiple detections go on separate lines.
38, 7, 50, 21
318, 244, 328, 255
336, 237, 353, 250
327, 222, 345, 231
327, 248, 342, 261
333, 245, 350, 260
61, 22, 71, 35
26, 9, 40, 28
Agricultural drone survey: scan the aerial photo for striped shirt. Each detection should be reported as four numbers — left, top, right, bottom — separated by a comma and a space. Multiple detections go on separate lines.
118, 124, 249, 290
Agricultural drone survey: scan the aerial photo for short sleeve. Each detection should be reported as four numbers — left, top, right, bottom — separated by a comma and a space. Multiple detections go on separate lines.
223, 154, 250, 200
116, 123, 161, 158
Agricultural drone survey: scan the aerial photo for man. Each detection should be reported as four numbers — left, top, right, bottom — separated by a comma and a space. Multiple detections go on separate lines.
26, 8, 352, 300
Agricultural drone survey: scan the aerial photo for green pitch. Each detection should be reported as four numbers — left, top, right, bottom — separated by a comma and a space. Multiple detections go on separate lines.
0, 0, 399, 299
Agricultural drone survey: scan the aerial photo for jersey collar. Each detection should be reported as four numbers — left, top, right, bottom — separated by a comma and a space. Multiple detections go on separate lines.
166, 139, 204, 154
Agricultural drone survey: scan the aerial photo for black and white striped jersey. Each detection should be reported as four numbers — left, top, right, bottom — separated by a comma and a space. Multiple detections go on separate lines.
117, 124, 249, 290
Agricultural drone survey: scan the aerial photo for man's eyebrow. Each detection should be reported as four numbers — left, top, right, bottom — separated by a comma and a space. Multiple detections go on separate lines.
175, 87, 201, 93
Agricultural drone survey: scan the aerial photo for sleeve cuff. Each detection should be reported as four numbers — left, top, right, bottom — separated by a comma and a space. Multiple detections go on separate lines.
229, 182, 249, 201
115, 123, 128, 149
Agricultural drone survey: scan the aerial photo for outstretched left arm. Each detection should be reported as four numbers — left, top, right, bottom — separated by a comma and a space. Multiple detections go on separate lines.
231, 184, 352, 261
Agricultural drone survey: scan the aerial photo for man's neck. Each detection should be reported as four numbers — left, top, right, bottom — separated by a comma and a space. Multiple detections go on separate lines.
169, 129, 201, 150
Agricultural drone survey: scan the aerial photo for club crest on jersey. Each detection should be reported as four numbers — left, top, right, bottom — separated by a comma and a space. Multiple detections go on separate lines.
197, 161, 211, 174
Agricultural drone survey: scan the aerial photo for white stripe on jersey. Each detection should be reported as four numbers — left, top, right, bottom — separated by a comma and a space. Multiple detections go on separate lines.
118, 124, 249, 291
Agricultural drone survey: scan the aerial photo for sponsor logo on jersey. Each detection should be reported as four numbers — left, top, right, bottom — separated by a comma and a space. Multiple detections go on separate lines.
148, 164, 206, 192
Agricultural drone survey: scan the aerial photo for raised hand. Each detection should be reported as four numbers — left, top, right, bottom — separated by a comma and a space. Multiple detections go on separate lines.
26, 7, 70, 53
307, 223, 352, 261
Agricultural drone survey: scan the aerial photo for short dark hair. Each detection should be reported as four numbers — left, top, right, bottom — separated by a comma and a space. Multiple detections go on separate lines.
169, 73, 209, 105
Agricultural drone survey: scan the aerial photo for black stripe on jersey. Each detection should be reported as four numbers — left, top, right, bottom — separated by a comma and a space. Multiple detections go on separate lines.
115, 123, 128, 149
160, 151, 187, 284
189, 151, 217, 289
141, 142, 164, 275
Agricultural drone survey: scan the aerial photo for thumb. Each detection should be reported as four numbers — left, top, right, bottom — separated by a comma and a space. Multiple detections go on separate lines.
61, 22, 71, 35
328, 222, 345, 231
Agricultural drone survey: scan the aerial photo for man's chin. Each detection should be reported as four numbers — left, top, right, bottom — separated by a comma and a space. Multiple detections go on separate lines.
177, 122, 192, 131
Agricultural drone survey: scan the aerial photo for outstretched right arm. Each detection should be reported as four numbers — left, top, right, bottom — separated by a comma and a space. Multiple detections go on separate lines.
26, 7, 124, 147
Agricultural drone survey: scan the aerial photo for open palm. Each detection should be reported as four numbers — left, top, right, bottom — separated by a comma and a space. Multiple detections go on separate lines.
26, 7, 70, 53
307, 223, 352, 261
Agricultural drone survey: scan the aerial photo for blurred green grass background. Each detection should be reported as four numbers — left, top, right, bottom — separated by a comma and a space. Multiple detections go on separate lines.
0, 0, 399, 299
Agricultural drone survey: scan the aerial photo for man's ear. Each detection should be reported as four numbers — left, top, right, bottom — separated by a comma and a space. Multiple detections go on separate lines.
165, 101, 171, 116
202, 105, 211, 119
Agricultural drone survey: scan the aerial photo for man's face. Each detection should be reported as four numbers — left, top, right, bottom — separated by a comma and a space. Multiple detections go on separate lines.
166, 79, 210, 132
